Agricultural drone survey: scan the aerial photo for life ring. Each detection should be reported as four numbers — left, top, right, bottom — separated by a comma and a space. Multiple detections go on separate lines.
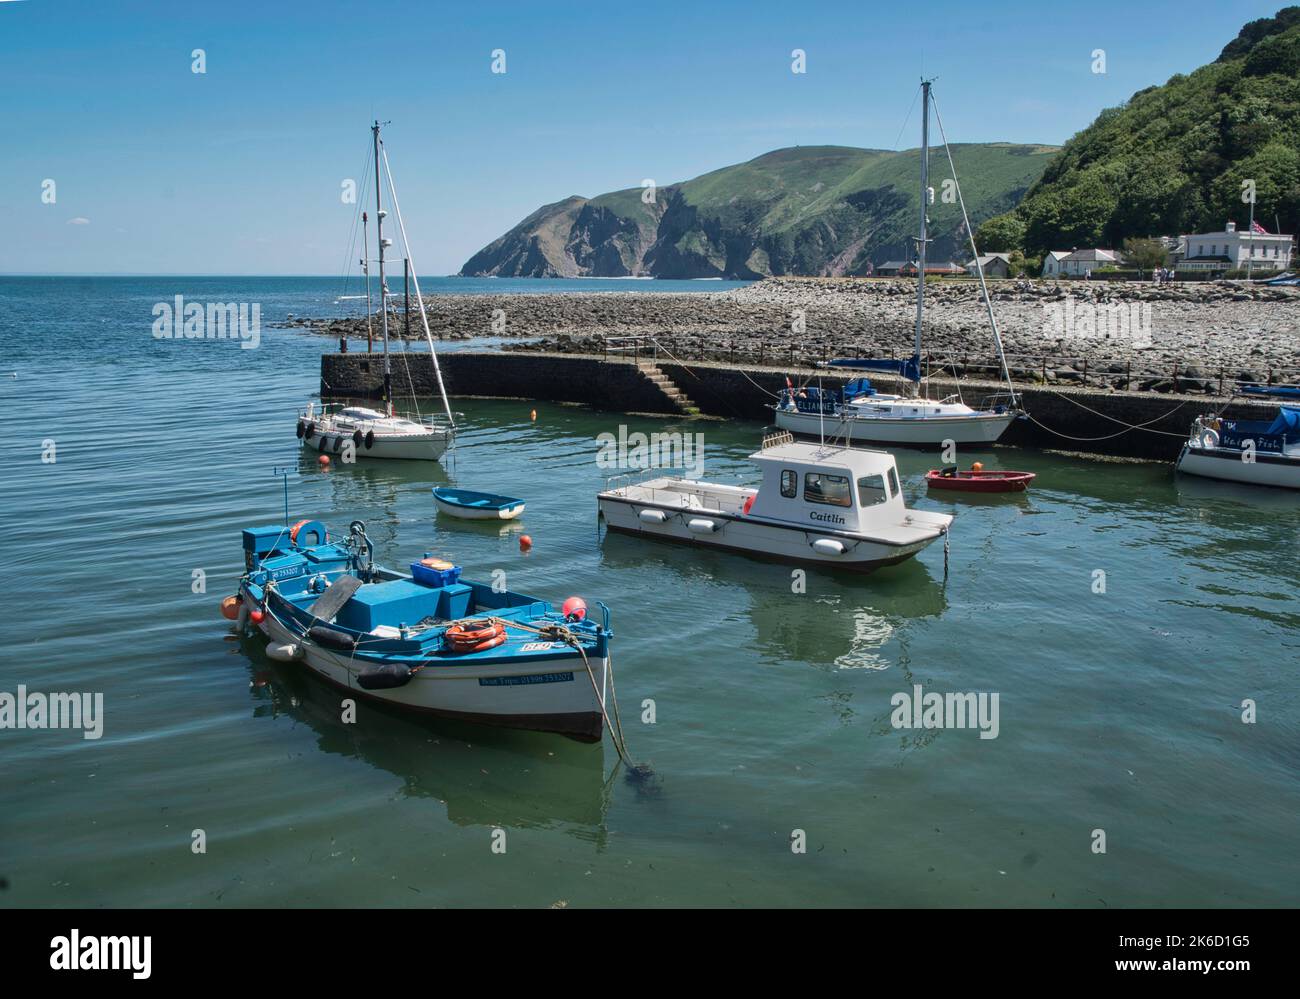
1199, 428, 1220, 449
445, 619, 507, 653
742, 495, 755, 515
364, 430, 375, 450
296, 420, 305, 439
290, 519, 328, 547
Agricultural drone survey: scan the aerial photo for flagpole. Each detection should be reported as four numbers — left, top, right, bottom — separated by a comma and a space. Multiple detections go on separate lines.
1247, 198, 1255, 283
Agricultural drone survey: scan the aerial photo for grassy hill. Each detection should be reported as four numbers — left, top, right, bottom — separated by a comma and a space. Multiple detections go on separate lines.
978, 6, 1300, 256
461, 142, 1057, 279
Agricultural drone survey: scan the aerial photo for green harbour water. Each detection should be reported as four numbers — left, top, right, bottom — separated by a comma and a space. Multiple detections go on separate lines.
1, 277, 1296, 908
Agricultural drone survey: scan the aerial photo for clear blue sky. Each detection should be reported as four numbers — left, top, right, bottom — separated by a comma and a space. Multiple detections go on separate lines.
0, 0, 1286, 275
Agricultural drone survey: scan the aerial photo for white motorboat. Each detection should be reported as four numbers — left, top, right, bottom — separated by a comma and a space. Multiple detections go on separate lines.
597, 432, 953, 573
297, 120, 456, 462
298, 403, 451, 461
1175, 406, 1300, 489
773, 79, 1023, 448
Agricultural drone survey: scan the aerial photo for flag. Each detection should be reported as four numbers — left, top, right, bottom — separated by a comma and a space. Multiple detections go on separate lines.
1250, 220, 1269, 234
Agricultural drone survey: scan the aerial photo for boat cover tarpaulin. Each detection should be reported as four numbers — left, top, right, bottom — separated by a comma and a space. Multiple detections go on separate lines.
827, 355, 922, 382
1268, 406, 1300, 440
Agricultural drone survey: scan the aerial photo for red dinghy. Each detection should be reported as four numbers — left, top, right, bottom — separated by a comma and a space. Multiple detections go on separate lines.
926, 466, 1035, 493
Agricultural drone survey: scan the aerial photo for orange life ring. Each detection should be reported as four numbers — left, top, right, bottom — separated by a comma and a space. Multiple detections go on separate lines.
290, 520, 327, 546
445, 620, 506, 653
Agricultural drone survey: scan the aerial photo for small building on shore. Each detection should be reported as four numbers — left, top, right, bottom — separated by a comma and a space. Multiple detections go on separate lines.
1180, 221, 1293, 274
1047, 248, 1121, 278
966, 253, 1011, 278
1041, 250, 1071, 277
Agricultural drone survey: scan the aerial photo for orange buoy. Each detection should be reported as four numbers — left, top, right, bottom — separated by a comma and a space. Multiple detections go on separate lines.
971, 461, 984, 472
249, 609, 265, 624
519, 534, 532, 552
530, 409, 537, 421
220, 595, 242, 620
561, 596, 587, 621
318, 454, 330, 467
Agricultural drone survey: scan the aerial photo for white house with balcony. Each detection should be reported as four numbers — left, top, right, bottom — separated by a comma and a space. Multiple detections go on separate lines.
1180, 221, 1293, 273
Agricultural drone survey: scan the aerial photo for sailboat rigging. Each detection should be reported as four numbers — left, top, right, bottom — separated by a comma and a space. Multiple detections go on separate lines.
297, 121, 456, 462
774, 80, 1024, 447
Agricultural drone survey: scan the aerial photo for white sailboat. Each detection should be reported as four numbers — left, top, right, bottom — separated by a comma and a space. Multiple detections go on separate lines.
774, 79, 1022, 447
298, 121, 455, 462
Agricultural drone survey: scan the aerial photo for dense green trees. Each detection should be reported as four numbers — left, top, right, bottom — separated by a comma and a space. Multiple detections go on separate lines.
983, 7, 1300, 256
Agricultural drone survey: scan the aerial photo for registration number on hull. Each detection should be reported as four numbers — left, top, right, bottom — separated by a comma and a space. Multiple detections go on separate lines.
479, 672, 575, 687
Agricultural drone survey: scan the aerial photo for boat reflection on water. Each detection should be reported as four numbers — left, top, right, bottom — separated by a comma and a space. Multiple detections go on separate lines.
598, 531, 947, 671
239, 634, 612, 844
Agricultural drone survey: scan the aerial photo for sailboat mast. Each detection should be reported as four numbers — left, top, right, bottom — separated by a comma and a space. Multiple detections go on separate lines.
373, 121, 392, 416
913, 79, 931, 390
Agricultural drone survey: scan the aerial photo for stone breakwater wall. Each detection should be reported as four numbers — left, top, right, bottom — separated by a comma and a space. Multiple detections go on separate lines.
320, 350, 1280, 460
288, 276, 1300, 393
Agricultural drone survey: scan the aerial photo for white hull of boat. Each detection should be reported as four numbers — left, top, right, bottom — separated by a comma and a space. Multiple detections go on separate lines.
775, 407, 1015, 446
1176, 445, 1300, 489
256, 612, 607, 740
433, 496, 525, 520
598, 492, 945, 572
304, 428, 450, 462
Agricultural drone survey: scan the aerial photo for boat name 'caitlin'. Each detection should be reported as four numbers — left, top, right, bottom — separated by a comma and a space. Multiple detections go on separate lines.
810, 510, 846, 525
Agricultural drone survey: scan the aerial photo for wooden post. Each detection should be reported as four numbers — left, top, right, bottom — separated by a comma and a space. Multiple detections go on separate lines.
1125, 359, 1130, 391
1082, 357, 1088, 386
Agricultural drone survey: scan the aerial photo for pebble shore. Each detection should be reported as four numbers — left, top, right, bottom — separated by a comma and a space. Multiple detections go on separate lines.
281, 277, 1300, 393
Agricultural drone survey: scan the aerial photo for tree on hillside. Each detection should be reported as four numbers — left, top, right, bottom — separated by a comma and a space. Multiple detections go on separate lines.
1122, 237, 1168, 272
974, 213, 1026, 253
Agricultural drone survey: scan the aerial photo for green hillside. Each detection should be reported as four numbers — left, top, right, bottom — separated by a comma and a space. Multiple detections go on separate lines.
461, 142, 1057, 279
978, 6, 1300, 256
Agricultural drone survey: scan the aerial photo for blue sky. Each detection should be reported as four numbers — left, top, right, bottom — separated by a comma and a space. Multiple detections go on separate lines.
0, 0, 1286, 274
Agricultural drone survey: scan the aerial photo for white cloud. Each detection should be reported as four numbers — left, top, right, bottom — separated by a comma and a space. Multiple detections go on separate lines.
67, 217, 90, 225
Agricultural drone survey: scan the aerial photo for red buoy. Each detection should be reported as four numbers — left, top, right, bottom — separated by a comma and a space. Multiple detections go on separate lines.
318, 455, 330, 467
249, 609, 265, 624
519, 534, 532, 552
561, 596, 587, 621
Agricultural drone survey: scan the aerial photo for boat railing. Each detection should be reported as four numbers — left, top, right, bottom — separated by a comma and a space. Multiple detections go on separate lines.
761, 430, 795, 450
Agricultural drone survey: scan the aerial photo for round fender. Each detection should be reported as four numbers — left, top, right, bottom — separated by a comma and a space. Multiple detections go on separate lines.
304, 421, 315, 439
296, 420, 305, 439
352, 429, 363, 447
364, 430, 375, 450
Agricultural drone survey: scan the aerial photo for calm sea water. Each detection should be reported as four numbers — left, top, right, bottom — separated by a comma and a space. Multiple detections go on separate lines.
1, 276, 1296, 908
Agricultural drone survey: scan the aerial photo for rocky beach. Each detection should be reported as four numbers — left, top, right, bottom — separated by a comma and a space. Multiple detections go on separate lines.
282, 277, 1300, 393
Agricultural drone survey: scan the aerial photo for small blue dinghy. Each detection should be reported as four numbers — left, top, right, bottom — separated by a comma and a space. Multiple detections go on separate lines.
433, 487, 525, 520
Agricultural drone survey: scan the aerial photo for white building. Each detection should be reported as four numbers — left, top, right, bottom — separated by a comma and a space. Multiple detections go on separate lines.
1042, 250, 1070, 277
1046, 248, 1121, 278
1180, 221, 1293, 273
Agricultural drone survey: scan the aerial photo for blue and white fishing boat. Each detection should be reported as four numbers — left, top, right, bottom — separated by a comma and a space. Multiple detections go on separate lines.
1176, 406, 1300, 489
433, 487, 525, 520
773, 80, 1022, 447
228, 519, 614, 741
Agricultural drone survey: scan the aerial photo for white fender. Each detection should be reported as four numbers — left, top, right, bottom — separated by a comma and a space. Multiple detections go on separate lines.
235, 602, 250, 629
812, 538, 846, 556
638, 509, 668, 524
687, 518, 719, 534
265, 643, 301, 662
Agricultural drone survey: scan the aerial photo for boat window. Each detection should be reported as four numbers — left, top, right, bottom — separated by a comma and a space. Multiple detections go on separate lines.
888, 466, 900, 498
780, 470, 797, 498
804, 473, 851, 508
857, 474, 888, 507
